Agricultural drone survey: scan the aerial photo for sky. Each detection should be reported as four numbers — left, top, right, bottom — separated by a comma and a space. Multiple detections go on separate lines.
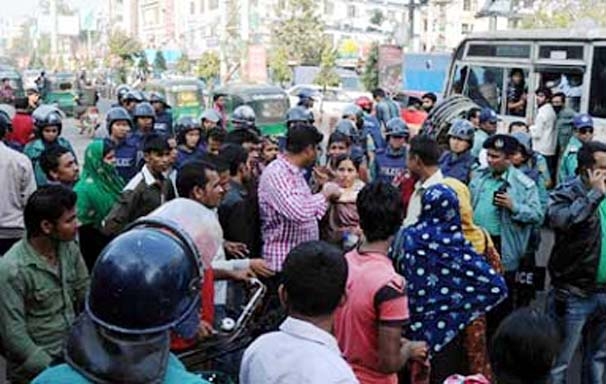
3, 0, 95, 18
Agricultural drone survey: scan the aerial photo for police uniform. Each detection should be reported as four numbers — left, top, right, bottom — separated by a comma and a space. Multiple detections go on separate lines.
439, 151, 476, 184
373, 147, 407, 184
110, 135, 139, 183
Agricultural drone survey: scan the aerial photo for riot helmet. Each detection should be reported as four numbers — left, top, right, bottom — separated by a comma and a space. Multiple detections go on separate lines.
286, 106, 314, 125
149, 91, 171, 109
175, 116, 202, 145
86, 217, 202, 335
32, 105, 63, 135
334, 119, 357, 139
385, 117, 409, 138
106, 107, 133, 135
511, 131, 533, 157
115, 84, 131, 103
124, 89, 145, 103
448, 119, 475, 142
133, 102, 156, 119
231, 105, 256, 128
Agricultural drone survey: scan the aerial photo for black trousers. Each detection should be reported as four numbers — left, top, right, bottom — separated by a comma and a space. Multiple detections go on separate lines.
0, 237, 20, 256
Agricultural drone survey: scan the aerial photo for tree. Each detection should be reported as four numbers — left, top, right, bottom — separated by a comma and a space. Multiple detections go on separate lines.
176, 53, 191, 74
138, 52, 150, 75
520, 0, 606, 28
361, 42, 379, 91
196, 51, 220, 88
154, 50, 168, 72
269, 47, 292, 87
370, 9, 385, 27
271, 0, 325, 66
314, 41, 340, 88
108, 30, 142, 63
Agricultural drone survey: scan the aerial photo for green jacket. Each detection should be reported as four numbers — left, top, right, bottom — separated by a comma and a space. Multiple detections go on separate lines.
0, 240, 89, 383
558, 136, 582, 184
556, 107, 576, 153
470, 166, 544, 271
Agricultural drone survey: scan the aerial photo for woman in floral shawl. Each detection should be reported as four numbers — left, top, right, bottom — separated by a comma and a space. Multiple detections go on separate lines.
391, 184, 507, 383
74, 139, 125, 270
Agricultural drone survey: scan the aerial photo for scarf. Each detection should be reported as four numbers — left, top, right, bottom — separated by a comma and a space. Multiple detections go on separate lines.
391, 184, 507, 353
75, 140, 125, 227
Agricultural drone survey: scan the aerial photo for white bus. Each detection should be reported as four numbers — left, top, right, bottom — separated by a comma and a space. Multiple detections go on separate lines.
443, 28, 606, 140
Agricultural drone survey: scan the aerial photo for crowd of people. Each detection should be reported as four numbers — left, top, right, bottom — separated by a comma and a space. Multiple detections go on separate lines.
0, 83, 603, 384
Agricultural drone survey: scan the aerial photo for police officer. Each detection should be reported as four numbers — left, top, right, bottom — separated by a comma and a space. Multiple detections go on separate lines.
356, 96, 385, 151
373, 117, 409, 184
32, 219, 210, 384
113, 84, 131, 108
122, 89, 144, 116
297, 88, 316, 111
105, 107, 138, 182
231, 105, 258, 133
200, 108, 222, 132
150, 92, 174, 135
175, 116, 203, 170
133, 102, 157, 135
286, 106, 314, 128
558, 113, 594, 184
439, 119, 476, 184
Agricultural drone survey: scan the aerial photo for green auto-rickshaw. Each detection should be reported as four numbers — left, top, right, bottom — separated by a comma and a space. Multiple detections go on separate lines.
143, 77, 206, 122
45, 72, 78, 115
213, 84, 290, 136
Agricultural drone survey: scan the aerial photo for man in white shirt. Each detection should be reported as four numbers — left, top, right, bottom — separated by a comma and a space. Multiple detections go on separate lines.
530, 87, 557, 180
404, 135, 444, 227
0, 111, 36, 254
240, 241, 358, 384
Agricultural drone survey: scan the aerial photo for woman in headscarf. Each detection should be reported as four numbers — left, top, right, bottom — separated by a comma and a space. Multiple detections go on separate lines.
74, 139, 125, 270
391, 184, 507, 384
442, 177, 503, 381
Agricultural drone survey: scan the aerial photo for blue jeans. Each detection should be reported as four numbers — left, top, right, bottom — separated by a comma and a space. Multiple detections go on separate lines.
547, 288, 606, 384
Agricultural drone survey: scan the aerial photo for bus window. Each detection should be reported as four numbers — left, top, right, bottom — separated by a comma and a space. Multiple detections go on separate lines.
462, 66, 503, 111
505, 68, 528, 117
590, 47, 606, 118
537, 68, 584, 112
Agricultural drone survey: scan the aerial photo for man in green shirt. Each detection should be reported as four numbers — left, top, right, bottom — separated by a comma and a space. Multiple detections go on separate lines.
557, 113, 594, 185
0, 185, 89, 383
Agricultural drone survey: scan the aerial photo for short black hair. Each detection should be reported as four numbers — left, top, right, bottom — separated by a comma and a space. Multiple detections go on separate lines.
176, 160, 216, 197
535, 87, 552, 100
422, 92, 437, 103
40, 145, 71, 179
225, 128, 260, 146
285, 123, 323, 154
200, 152, 229, 174
508, 120, 528, 132
357, 182, 403, 242
14, 97, 28, 110
333, 153, 361, 171
24, 185, 77, 238
208, 127, 226, 143
282, 241, 347, 317
328, 131, 351, 147
551, 92, 566, 102
490, 308, 560, 384
577, 141, 606, 173
467, 107, 481, 120
409, 135, 441, 166
372, 88, 386, 99
143, 133, 170, 154
219, 143, 248, 176
213, 93, 225, 102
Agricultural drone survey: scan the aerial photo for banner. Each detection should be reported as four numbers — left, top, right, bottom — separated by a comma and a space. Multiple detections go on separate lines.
378, 44, 403, 94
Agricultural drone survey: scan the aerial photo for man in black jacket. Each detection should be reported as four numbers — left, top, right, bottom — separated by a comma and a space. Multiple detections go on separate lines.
547, 140, 606, 384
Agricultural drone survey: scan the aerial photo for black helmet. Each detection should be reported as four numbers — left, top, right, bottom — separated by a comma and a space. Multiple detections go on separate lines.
124, 89, 144, 103
231, 105, 256, 128
0, 110, 11, 138
115, 84, 131, 102
286, 106, 314, 124
86, 218, 202, 335
133, 102, 156, 119
149, 91, 171, 108
106, 107, 133, 134
32, 105, 63, 134
175, 116, 202, 144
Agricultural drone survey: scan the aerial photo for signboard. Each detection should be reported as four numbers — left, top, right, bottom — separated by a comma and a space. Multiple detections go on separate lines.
378, 44, 403, 94
247, 44, 268, 83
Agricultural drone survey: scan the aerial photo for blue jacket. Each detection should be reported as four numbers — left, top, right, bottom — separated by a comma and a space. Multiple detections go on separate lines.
110, 135, 139, 183
518, 153, 549, 212
439, 150, 476, 184
362, 114, 386, 151
373, 146, 407, 184
32, 353, 208, 384
155, 110, 174, 137
375, 99, 400, 127
470, 166, 544, 271
175, 145, 204, 170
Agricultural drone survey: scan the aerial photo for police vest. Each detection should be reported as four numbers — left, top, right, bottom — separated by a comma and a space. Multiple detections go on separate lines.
114, 136, 139, 182
375, 147, 407, 184
439, 151, 476, 184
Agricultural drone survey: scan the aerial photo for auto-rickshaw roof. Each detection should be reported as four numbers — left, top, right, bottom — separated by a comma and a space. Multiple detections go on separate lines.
214, 83, 287, 101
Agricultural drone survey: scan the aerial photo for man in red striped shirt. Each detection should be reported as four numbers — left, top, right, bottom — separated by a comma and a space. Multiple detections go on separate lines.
258, 122, 341, 273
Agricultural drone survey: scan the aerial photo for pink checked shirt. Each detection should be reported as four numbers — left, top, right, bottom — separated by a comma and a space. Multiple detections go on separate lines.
258, 155, 328, 271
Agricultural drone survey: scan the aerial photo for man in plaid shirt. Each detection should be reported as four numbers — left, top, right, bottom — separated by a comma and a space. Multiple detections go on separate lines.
259, 123, 341, 273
